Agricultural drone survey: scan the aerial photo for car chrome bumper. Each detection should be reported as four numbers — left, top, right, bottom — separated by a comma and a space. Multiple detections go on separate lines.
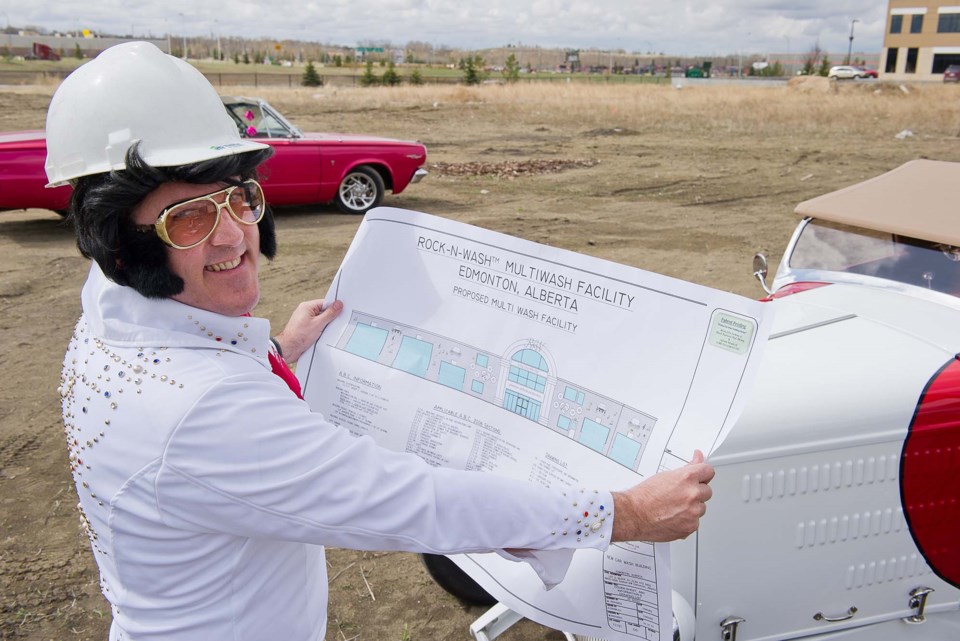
411, 168, 428, 184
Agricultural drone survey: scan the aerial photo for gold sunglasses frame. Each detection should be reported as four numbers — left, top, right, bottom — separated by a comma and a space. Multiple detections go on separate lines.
136, 179, 265, 250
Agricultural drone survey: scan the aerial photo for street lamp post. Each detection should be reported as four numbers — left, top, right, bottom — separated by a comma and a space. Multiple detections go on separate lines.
179, 12, 186, 60
2, 12, 10, 56
784, 36, 791, 75
738, 32, 751, 79
847, 19, 859, 65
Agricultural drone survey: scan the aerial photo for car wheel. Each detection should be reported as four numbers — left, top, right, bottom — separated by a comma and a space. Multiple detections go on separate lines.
419, 553, 496, 606
335, 165, 385, 215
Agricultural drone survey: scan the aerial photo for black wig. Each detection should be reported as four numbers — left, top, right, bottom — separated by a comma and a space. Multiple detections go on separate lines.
69, 144, 276, 299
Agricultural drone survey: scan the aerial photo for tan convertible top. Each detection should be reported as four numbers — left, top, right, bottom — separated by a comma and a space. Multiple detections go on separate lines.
794, 159, 960, 247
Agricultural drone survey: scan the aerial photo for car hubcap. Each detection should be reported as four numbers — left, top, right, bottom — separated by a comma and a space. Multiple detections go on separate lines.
340, 173, 376, 210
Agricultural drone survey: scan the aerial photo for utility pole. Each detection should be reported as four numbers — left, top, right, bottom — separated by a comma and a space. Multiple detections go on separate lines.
179, 12, 186, 60
847, 19, 859, 65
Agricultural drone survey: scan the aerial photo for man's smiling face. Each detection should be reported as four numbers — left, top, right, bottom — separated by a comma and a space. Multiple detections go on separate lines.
131, 181, 261, 316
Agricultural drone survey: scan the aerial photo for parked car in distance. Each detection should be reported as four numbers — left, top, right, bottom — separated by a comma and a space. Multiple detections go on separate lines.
221, 97, 427, 214
0, 97, 427, 216
858, 67, 878, 78
944, 64, 960, 83
426, 159, 960, 641
828, 65, 867, 79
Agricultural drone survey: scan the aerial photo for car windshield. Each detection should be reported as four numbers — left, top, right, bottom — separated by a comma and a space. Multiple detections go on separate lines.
224, 102, 293, 138
789, 219, 960, 296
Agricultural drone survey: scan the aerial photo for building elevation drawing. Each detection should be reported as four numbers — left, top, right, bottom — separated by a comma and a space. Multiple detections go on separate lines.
336, 310, 657, 471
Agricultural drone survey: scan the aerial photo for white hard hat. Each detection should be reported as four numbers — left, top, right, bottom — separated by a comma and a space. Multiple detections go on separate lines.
44, 41, 268, 187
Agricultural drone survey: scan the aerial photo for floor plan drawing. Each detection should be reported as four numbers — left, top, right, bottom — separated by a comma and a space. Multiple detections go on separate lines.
300, 209, 774, 641
336, 310, 658, 471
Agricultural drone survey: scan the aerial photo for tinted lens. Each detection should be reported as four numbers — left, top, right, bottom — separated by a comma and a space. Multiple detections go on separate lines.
164, 199, 219, 247
228, 181, 265, 223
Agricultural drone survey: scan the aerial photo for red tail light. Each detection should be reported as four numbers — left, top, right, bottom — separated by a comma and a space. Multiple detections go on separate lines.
900, 356, 960, 588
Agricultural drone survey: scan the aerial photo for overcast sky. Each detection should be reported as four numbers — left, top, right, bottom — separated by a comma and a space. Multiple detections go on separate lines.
3, 1, 890, 57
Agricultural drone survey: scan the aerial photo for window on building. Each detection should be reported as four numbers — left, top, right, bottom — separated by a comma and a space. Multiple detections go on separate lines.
910, 14, 924, 33
905, 47, 919, 73
932, 53, 960, 73
939, 13, 960, 33
891, 14, 903, 33
885, 48, 899, 73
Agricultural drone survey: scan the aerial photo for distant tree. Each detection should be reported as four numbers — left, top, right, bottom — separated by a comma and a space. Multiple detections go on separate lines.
818, 55, 831, 77
242, 51, 250, 65
360, 60, 379, 87
74, 43, 83, 59
502, 53, 520, 82
333, 54, 342, 67
382, 61, 401, 86
233, 52, 240, 64
405, 52, 414, 64
409, 68, 424, 85
302, 60, 323, 87
459, 57, 477, 84
801, 42, 822, 75
459, 54, 487, 85
254, 50, 265, 64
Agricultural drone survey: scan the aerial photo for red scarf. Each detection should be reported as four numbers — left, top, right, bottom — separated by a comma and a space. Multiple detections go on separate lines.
268, 349, 303, 399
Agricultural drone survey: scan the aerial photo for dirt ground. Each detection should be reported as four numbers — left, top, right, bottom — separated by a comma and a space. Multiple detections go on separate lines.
2, 80, 959, 641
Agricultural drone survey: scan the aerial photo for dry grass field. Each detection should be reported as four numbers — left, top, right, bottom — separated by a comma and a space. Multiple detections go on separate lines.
2, 78, 960, 641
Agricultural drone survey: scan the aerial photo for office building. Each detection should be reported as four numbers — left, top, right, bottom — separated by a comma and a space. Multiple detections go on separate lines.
882, 0, 960, 79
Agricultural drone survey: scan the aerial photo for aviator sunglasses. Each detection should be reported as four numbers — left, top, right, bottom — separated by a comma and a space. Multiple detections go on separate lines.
136, 179, 266, 250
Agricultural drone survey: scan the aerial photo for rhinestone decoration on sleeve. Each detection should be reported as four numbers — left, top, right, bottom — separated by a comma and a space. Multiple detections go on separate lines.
555, 489, 611, 543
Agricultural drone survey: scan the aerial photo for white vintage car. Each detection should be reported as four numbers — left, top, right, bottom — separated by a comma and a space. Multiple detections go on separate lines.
426, 159, 960, 641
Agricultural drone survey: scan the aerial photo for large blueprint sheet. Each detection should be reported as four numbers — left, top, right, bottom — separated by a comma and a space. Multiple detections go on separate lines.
299, 208, 773, 641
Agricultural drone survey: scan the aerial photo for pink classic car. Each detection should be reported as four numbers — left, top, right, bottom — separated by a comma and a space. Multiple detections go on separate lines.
0, 96, 427, 216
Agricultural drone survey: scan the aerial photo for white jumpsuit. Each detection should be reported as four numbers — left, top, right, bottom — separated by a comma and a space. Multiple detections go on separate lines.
59, 264, 614, 641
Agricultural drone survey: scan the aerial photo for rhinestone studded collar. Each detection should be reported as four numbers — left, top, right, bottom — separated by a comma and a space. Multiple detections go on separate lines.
79, 263, 271, 363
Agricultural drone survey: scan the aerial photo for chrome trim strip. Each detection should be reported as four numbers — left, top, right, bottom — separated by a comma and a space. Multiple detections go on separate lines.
769, 314, 857, 340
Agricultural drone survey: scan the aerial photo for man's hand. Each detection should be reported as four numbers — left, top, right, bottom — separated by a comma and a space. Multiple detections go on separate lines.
274, 299, 344, 364
611, 450, 715, 543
